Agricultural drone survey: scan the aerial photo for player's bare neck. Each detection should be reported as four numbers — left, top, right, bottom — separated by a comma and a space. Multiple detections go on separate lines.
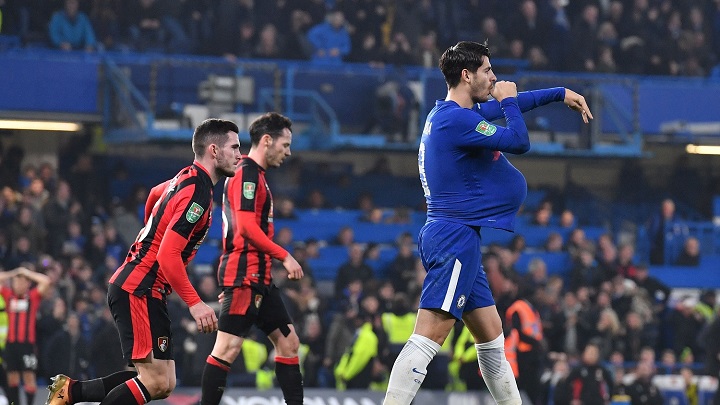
248, 148, 268, 170
446, 88, 473, 109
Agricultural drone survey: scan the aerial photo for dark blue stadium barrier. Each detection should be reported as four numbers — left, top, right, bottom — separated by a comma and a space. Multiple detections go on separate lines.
0, 51, 100, 113
650, 264, 720, 289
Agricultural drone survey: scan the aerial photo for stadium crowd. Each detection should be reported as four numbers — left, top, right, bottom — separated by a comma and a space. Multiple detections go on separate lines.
1, 0, 720, 76
0, 135, 718, 405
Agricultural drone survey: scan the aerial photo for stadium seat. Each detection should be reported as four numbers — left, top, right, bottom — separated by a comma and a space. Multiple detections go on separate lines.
515, 252, 572, 276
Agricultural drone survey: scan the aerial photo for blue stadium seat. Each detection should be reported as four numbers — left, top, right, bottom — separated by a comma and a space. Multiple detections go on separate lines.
352, 223, 421, 244
294, 208, 362, 224
193, 242, 220, 265
208, 206, 224, 240
274, 220, 340, 243
516, 225, 554, 248
515, 252, 571, 275
367, 247, 399, 279
308, 246, 349, 280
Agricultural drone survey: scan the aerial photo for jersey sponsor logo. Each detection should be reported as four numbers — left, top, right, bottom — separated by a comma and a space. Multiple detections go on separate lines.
243, 182, 256, 199
457, 294, 466, 309
475, 120, 497, 136
158, 336, 169, 352
254, 294, 263, 309
186, 202, 205, 223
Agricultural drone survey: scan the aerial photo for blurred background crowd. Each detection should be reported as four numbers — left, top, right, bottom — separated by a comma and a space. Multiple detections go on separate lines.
0, 133, 718, 404
1, 0, 720, 76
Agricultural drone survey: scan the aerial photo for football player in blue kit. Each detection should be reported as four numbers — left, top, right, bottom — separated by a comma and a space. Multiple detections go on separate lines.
383, 41, 593, 405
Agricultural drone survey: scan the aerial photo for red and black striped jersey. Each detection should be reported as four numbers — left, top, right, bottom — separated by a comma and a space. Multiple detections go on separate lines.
0, 287, 41, 344
218, 157, 277, 287
110, 162, 213, 300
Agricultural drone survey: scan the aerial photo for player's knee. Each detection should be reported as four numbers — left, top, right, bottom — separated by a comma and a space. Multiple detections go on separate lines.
275, 331, 300, 357
142, 375, 173, 399
214, 335, 244, 362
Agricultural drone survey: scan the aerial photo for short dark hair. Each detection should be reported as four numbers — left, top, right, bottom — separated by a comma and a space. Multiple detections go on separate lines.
248, 112, 292, 146
192, 119, 239, 157
439, 41, 491, 89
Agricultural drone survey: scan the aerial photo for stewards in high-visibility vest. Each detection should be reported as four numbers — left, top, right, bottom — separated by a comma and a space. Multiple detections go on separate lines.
335, 311, 379, 390
505, 297, 544, 404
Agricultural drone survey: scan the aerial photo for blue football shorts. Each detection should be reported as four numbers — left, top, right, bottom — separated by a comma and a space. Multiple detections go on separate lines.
417, 220, 495, 319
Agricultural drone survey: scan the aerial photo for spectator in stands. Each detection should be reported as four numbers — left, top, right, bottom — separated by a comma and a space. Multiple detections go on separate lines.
42, 180, 74, 258
388, 239, 417, 295
48, 0, 97, 51
333, 306, 379, 390
282, 9, 312, 61
127, 0, 190, 53
304, 189, 329, 209
254, 23, 283, 59
571, 3, 600, 72
362, 207, 384, 224
307, 9, 351, 64
415, 30, 441, 69
695, 290, 716, 323
275, 196, 297, 219
540, 354, 571, 405
616, 243, 638, 279
648, 198, 677, 265
675, 236, 701, 266
565, 228, 588, 259
331, 226, 354, 247
323, 300, 358, 386
510, 0, 551, 54
545, 232, 564, 252
632, 264, 670, 320
222, 19, 255, 61
42, 312, 91, 382
9, 205, 44, 256
349, 31, 384, 65
624, 361, 664, 405
658, 348, 679, 375
274, 227, 294, 249
181, 0, 213, 54
382, 32, 414, 67
334, 243, 374, 299
569, 247, 603, 292
532, 205, 552, 226
385, 207, 411, 225
564, 340, 614, 405
524, 257, 548, 291
596, 307, 622, 359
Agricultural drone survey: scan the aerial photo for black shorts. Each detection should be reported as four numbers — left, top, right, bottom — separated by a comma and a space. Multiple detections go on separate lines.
218, 283, 293, 337
107, 283, 173, 363
4, 342, 38, 372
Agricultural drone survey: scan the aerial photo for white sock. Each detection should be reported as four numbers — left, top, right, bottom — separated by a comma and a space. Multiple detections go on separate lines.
383, 334, 441, 405
475, 334, 522, 405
